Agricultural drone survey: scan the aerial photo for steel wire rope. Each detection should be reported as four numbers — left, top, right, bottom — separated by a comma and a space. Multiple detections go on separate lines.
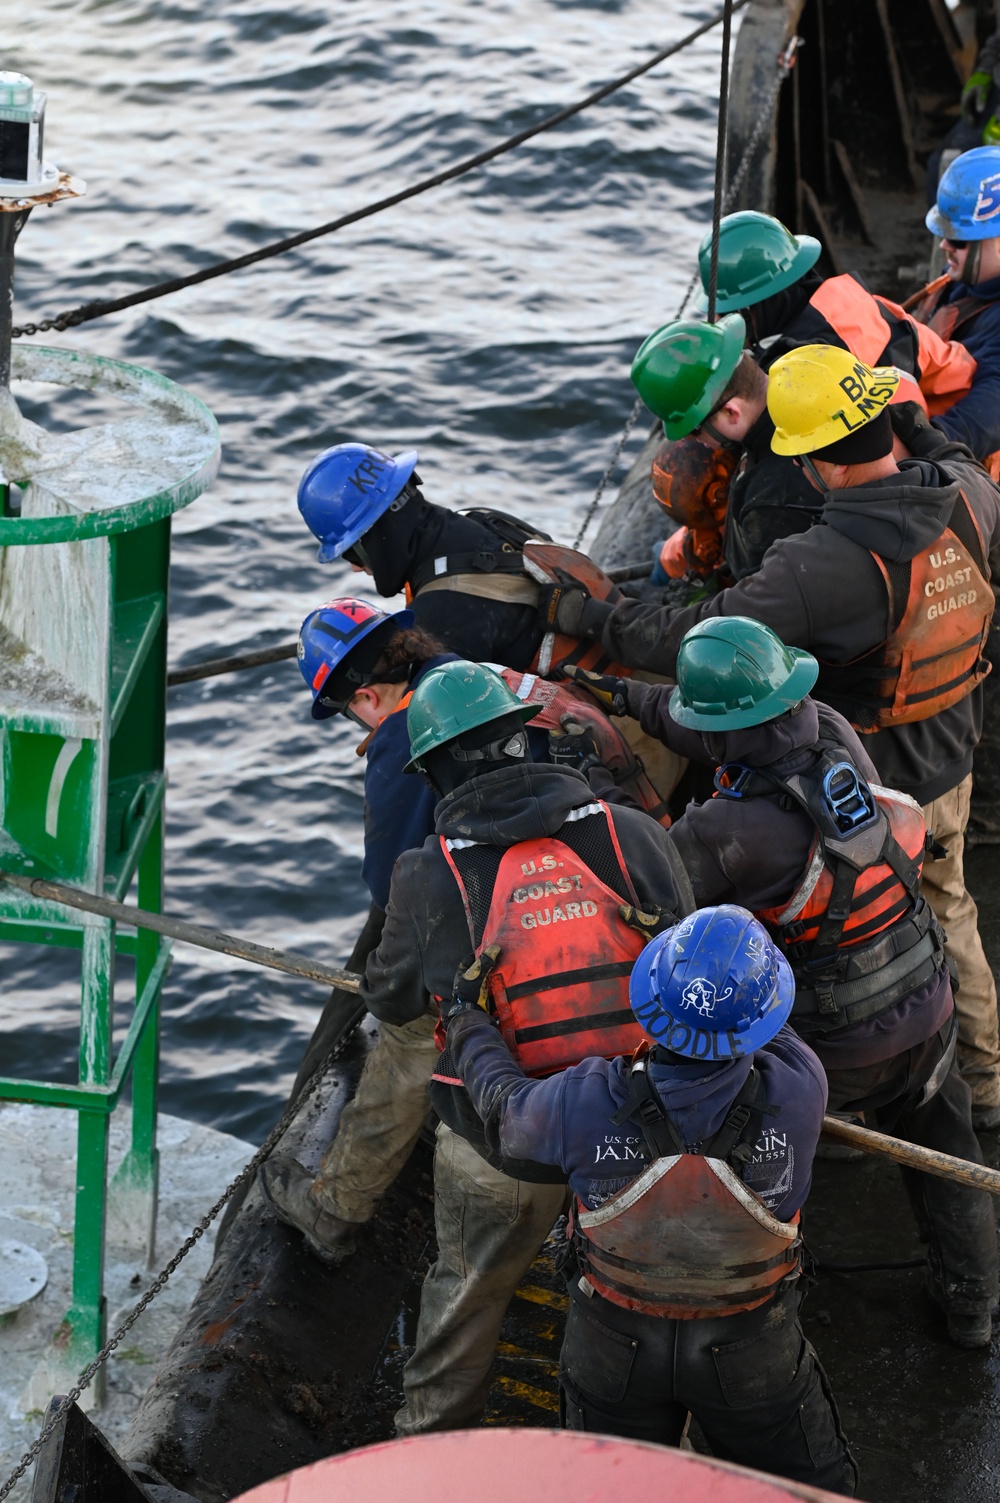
12, 3, 749, 341
0, 1001, 367, 1501
571, 35, 800, 550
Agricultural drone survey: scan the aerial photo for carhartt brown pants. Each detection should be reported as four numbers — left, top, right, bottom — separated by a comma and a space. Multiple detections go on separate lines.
921, 774, 1000, 1109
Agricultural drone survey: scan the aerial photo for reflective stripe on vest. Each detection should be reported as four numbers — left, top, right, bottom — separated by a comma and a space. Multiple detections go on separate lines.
497, 668, 671, 827
440, 806, 647, 1076
816, 493, 992, 731
575, 1154, 800, 1319
757, 785, 927, 954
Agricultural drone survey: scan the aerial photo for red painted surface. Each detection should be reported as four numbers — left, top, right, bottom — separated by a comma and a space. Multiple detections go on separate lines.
230, 1428, 847, 1503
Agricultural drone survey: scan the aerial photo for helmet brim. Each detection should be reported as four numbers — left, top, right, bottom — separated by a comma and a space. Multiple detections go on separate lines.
668, 647, 819, 731
695, 234, 823, 315
402, 700, 539, 774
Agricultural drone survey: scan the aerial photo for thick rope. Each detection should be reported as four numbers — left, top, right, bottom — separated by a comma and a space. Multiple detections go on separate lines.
12, 3, 748, 340
706, 0, 736, 324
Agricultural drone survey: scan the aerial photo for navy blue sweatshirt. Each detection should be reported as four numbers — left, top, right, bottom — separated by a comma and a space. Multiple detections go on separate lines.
448, 1013, 826, 1221
931, 272, 1000, 461
360, 653, 458, 911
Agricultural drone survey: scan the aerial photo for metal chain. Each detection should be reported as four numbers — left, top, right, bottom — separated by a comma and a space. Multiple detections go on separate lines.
0, 1008, 365, 1500
571, 35, 801, 552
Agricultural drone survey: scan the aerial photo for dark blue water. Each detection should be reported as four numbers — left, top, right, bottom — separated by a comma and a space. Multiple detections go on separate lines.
3, 0, 723, 1142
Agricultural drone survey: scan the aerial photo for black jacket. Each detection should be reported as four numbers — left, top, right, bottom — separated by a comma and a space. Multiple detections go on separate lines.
359, 762, 692, 1026
599, 433, 1000, 805
362, 496, 543, 670
724, 410, 824, 581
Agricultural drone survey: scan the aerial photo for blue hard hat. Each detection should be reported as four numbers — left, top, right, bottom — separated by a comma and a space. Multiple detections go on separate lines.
927, 146, 1000, 241
629, 905, 794, 1061
298, 596, 414, 720
298, 443, 420, 563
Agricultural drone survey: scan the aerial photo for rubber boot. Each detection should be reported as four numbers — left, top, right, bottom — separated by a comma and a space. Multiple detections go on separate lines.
259, 1154, 361, 1265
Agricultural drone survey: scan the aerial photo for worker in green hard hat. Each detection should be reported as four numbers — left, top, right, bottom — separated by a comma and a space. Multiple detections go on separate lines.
568, 616, 999, 1350
696, 210, 975, 411
631, 313, 820, 583
353, 657, 691, 1435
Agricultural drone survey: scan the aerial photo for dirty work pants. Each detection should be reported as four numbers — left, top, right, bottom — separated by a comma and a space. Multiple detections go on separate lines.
921, 775, 1000, 1110
312, 1009, 439, 1225
394, 1123, 569, 1434
559, 1278, 857, 1496
824, 1017, 999, 1315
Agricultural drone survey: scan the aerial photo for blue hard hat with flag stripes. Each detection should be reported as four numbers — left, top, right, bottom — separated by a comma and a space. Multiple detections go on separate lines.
298, 443, 419, 562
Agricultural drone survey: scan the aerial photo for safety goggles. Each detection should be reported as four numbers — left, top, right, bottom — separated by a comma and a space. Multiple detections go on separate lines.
342, 538, 374, 570
942, 237, 968, 250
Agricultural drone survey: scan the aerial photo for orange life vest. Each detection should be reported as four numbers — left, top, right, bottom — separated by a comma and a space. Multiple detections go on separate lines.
815, 492, 992, 732
574, 1061, 800, 1319
496, 667, 670, 827
808, 274, 975, 416
440, 802, 648, 1076
716, 743, 943, 1029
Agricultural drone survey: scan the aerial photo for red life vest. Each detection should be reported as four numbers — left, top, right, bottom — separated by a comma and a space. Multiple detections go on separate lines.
440, 802, 648, 1076
574, 1061, 800, 1319
815, 492, 992, 732
496, 667, 670, 827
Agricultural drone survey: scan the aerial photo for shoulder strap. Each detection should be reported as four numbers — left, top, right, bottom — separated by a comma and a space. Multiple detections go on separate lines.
948, 488, 989, 578
612, 1061, 769, 1166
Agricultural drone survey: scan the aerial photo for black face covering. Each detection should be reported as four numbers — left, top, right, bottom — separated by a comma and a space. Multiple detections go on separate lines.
419, 712, 530, 797
356, 486, 432, 597
744, 269, 824, 346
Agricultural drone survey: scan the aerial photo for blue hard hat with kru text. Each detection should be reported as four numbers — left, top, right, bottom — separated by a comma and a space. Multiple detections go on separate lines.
298, 443, 419, 563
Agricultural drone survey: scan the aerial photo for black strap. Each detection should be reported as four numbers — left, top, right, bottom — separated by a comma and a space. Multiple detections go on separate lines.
409, 547, 528, 595
611, 1060, 768, 1166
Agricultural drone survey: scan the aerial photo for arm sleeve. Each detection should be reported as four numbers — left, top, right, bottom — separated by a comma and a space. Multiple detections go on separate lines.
448, 1010, 567, 1169
601, 550, 815, 675
933, 369, 1000, 460
359, 855, 434, 1025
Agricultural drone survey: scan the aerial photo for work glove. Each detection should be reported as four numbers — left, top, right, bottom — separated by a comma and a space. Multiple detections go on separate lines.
565, 665, 631, 717
618, 903, 672, 939
537, 580, 614, 639
962, 70, 992, 123
887, 399, 939, 456
443, 945, 502, 1025
548, 718, 603, 775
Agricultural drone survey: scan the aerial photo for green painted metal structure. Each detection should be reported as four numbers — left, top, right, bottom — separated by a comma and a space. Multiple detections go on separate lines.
0, 344, 219, 1393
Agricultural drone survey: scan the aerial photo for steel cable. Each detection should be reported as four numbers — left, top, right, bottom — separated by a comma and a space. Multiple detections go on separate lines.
12, 3, 748, 340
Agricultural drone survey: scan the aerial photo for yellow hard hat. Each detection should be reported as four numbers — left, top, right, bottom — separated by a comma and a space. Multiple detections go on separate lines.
767, 345, 900, 456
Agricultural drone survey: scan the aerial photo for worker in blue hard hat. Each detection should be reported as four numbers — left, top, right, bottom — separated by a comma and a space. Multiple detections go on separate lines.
912, 145, 1000, 465
443, 904, 856, 1494
296, 442, 548, 671
261, 596, 460, 1267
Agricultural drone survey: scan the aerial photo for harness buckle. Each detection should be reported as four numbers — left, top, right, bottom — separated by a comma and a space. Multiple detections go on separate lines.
472, 550, 497, 572
713, 762, 756, 799
814, 982, 840, 1016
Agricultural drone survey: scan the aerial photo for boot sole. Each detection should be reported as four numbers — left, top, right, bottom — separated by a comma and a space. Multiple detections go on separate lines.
258, 1164, 347, 1266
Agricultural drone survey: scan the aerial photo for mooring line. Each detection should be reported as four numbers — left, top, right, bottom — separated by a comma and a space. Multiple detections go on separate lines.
12, 3, 748, 340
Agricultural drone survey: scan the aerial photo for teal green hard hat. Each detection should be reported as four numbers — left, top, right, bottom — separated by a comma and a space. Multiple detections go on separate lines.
696, 211, 822, 314
631, 314, 746, 439
669, 616, 818, 731
404, 660, 538, 772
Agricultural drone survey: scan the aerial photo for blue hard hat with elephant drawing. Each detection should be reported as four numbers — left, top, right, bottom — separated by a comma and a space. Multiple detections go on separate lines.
298, 443, 419, 562
629, 905, 794, 1060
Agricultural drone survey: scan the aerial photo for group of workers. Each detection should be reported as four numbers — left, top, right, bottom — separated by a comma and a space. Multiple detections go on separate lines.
254, 142, 1000, 1497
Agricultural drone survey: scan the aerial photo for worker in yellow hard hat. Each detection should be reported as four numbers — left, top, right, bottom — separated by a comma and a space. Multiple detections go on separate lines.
542, 340, 1000, 1143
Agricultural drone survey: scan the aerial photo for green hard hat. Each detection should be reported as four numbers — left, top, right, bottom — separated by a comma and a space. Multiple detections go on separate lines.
696, 211, 822, 314
669, 616, 819, 731
631, 314, 746, 440
404, 660, 539, 772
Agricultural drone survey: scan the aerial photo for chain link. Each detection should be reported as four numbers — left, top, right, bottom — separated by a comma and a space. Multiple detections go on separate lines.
0, 1007, 365, 1501
571, 37, 800, 552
